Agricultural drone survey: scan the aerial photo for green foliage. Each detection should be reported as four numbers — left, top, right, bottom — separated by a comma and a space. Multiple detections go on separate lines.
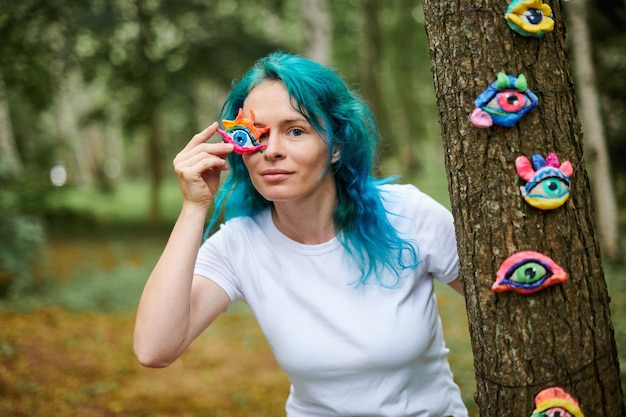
46, 178, 183, 226
0, 171, 53, 298
0, 214, 47, 298
47, 259, 150, 313
0, 231, 162, 313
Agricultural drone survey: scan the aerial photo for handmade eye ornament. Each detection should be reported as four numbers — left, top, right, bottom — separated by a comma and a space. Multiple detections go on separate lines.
492, 251, 568, 294
530, 387, 584, 417
505, 0, 555, 38
217, 108, 269, 155
471, 72, 539, 128
516, 152, 573, 210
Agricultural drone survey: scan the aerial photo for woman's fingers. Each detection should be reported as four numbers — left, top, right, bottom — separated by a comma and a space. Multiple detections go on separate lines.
172, 126, 237, 207
175, 141, 233, 172
175, 149, 228, 178
181, 122, 219, 153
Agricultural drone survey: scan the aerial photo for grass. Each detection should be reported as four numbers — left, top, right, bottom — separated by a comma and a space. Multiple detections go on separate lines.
1, 168, 624, 416
0, 233, 477, 416
0, 305, 288, 417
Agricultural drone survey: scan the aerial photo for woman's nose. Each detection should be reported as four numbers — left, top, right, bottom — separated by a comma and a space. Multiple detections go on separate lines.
263, 133, 285, 160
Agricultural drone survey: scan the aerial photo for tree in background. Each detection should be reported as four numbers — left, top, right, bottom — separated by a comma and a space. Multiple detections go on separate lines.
74, 0, 290, 221
330, 0, 440, 178
0, 0, 292, 221
422, 0, 624, 415
565, 0, 620, 262
0, 0, 293, 295
301, 0, 331, 65
0, 74, 21, 178
587, 0, 626, 206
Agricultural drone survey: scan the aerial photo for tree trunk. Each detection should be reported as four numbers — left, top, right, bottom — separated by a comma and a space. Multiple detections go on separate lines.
388, 0, 423, 175
564, 0, 620, 262
136, 0, 162, 223
0, 72, 22, 178
56, 70, 94, 186
301, 0, 331, 66
422, 1, 625, 416
360, 0, 393, 169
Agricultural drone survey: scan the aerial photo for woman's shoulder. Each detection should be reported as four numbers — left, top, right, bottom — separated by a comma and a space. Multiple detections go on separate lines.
378, 182, 420, 197
214, 209, 272, 237
378, 183, 428, 206
378, 182, 451, 217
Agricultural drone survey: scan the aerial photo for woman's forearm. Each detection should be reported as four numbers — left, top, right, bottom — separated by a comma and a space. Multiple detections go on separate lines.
133, 203, 208, 367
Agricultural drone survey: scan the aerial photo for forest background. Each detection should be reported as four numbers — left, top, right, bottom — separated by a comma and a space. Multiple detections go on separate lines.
0, 0, 624, 416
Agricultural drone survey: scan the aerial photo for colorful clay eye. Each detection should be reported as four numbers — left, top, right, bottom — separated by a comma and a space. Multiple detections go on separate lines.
516, 153, 573, 210
230, 128, 255, 147
542, 408, 574, 417
510, 260, 549, 286
217, 108, 269, 155
505, 0, 555, 38
531, 387, 584, 417
470, 73, 538, 128
496, 91, 528, 112
528, 176, 568, 199
523, 8, 545, 25
492, 251, 568, 294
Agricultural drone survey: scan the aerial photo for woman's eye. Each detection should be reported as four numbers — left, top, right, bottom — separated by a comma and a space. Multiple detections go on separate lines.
258, 130, 269, 142
290, 128, 304, 137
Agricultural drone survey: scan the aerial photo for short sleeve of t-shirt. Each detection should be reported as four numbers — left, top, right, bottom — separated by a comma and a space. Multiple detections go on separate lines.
380, 183, 459, 284
193, 217, 263, 302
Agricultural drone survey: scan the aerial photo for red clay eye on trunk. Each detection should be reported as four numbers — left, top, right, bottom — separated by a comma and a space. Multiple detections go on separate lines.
492, 251, 568, 294
496, 90, 527, 112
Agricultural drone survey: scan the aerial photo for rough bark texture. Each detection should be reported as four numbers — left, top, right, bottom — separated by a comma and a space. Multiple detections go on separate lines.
422, 1, 625, 415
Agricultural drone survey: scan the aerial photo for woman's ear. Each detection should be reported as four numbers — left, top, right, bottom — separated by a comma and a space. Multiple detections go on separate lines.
331, 147, 341, 163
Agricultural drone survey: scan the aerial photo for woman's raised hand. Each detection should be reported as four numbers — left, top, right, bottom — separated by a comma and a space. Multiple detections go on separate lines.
173, 122, 234, 209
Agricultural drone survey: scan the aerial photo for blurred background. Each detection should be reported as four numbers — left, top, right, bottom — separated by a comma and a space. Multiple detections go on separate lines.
0, 1, 624, 416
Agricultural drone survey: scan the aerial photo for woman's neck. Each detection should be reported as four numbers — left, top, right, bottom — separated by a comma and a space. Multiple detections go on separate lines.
271, 189, 337, 245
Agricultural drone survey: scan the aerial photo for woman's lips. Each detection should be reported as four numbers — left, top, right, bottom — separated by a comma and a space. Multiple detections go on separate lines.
261, 169, 291, 182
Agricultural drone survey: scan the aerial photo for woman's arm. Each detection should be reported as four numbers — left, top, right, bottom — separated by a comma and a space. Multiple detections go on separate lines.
133, 124, 234, 368
447, 278, 465, 296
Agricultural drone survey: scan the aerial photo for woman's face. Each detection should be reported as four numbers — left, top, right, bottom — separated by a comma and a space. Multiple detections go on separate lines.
241, 81, 338, 204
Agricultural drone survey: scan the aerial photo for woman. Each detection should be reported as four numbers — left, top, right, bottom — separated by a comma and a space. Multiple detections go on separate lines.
134, 51, 468, 417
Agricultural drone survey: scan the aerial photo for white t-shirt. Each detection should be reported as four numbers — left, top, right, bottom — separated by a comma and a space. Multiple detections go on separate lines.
195, 184, 468, 417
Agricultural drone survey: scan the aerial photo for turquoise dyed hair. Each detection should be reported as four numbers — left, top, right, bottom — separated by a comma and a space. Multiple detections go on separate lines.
207, 51, 419, 286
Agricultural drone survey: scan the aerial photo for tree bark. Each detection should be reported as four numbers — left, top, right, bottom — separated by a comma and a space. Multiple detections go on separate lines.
422, 1, 625, 416
564, 0, 620, 262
